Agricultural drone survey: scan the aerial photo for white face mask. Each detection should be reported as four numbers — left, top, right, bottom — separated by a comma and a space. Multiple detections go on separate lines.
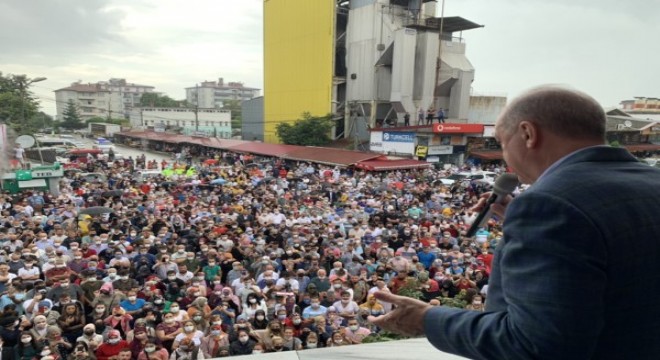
184, 326, 194, 332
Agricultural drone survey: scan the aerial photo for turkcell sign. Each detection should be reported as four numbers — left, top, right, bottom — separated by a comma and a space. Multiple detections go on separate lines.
382, 132, 415, 143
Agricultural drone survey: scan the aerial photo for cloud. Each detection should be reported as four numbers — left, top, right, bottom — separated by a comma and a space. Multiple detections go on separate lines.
0, 0, 130, 61
447, 0, 660, 106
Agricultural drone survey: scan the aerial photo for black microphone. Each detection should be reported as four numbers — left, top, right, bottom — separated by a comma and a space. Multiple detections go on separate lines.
465, 173, 519, 237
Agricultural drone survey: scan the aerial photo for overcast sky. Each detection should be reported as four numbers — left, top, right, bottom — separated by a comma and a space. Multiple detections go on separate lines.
1, 0, 657, 116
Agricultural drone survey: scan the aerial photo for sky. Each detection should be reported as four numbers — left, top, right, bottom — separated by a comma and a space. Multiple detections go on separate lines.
0, 0, 658, 116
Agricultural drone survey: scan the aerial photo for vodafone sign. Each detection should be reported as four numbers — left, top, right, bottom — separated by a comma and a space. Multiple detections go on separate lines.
433, 123, 484, 134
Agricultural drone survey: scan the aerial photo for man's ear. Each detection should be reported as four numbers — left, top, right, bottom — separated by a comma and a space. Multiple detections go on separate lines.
519, 121, 538, 148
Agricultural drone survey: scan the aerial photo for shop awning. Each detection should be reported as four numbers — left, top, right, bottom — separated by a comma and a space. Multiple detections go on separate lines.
469, 151, 504, 160
18, 179, 47, 188
283, 147, 380, 167
625, 144, 660, 152
228, 143, 299, 157
356, 159, 432, 171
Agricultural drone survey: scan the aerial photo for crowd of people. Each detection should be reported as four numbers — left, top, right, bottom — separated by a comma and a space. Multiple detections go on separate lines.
0, 148, 505, 360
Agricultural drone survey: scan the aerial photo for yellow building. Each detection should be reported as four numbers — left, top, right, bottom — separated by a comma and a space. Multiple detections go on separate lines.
263, 0, 336, 143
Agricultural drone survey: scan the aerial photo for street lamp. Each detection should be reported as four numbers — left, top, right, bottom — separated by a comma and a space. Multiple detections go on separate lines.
19, 76, 47, 124
18, 76, 47, 164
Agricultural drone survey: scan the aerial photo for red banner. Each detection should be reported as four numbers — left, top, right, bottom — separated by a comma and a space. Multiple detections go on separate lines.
433, 123, 484, 134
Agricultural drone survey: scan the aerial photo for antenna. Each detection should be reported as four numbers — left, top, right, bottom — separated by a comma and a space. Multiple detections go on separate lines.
15, 135, 35, 149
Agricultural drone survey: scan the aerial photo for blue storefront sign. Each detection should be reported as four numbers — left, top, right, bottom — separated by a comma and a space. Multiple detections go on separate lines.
382, 132, 415, 143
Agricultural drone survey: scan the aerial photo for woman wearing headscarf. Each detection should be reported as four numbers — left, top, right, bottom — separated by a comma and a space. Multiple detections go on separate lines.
129, 327, 151, 359
126, 318, 156, 343
103, 306, 132, 340
250, 309, 269, 330
28, 315, 49, 346
95, 329, 128, 360
45, 325, 73, 359
90, 283, 124, 317
187, 297, 211, 331
76, 323, 103, 352
200, 323, 229, 359
137, 337, 169, 360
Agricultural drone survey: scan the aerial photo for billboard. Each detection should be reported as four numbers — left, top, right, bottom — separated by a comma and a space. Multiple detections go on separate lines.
263, 0, 335, 143
382, 131, 415, 143
432, 123, 484, 134
370, 131, 415, 154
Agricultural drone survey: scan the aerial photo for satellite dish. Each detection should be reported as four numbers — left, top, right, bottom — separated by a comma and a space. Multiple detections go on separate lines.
15, 135, 35, 149
624, 120, 632, 128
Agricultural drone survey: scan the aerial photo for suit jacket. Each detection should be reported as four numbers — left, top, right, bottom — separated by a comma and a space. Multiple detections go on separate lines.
424, 146, 660, 359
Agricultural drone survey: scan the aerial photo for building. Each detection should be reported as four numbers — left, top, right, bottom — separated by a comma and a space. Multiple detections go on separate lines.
54, 79, 155, 121
242, 97, 264, 141
263, 0, 482, 144
129, 107, 232, 138
467, 95, 507, 125
620, 97, 660, 114
185, 78, 260, 109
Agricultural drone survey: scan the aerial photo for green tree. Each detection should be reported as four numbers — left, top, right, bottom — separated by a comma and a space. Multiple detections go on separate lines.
86, 116, 129, 126
276, 112, 334, 146
60, 100, 85, 129
222, 99, 242, 129
0, 72, 41, 134
139, 93, 181, 107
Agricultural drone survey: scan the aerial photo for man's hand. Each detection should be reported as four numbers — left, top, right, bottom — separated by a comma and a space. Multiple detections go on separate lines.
367, 291, 433, 337
471, 192, 512, 219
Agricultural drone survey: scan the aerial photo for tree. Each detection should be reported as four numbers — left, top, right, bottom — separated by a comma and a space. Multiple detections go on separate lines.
86, 117, 129, 126
139, 93, 181, 107
276, 112, 334, 146
60, 100, 85, 129
222, 100, 242, 129
0, 72, 41, 134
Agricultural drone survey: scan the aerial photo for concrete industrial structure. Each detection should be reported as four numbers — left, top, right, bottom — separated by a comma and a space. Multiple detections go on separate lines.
263, 0, 483, 144
185, 78, 261, 109
242, 97, 265, 142
54, 78, 155, 121
129, 107, 232, 138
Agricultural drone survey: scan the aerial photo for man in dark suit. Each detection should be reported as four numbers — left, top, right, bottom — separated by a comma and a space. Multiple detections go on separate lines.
369, 86, 660, 359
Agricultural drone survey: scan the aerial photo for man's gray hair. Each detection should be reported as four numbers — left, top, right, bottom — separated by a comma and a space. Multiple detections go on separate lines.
502, 85, 606, 140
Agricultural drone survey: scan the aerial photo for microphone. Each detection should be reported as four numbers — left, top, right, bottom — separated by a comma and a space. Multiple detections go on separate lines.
465, 173, 519, 237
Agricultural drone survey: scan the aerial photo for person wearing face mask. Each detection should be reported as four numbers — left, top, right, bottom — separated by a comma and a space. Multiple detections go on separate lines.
303, 332, 320, 349
343, 318, 372, 344
91, 283, 123, 317
170, 337, 204, 360
229, 329, 255, 356
200, 324, 229, 358
75, 324, 103, 352
95, 329, 128, 360
302, 295, 328, 320
104, 306, 132, 340
119, 290, 146, 316
136, 338, 167, 360
28, 315, 49, 345
249, 309, 269, 330
14, 330, 43, 360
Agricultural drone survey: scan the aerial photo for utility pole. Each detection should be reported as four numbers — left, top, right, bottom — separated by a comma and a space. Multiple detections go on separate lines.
195, 84, 199, 132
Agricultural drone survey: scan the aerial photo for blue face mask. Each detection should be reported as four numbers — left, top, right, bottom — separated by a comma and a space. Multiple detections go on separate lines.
14, 293, 25, 300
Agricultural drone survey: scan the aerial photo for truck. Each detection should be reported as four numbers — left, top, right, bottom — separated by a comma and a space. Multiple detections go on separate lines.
88, 122, 121, 138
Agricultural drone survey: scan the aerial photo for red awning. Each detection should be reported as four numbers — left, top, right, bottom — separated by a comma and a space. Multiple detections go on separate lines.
625, 144, 660, 152
228, 142, 300, 157
283, 147, 381, 167
469, 151, 504, 160
356, 159, 432, 171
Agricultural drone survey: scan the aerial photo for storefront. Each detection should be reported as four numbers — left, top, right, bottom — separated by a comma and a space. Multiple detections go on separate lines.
368, 124, 485, 166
